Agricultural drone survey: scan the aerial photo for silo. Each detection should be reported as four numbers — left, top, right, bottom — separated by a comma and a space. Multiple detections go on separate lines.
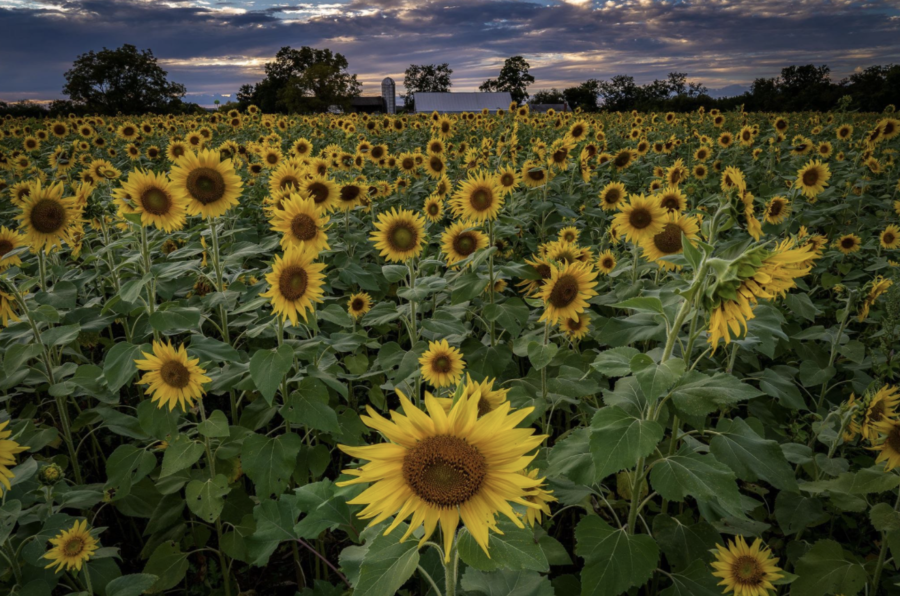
381, 77, 396, 114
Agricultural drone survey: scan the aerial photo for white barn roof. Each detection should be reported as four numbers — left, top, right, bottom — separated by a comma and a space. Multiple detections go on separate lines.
414, 92, 512, 114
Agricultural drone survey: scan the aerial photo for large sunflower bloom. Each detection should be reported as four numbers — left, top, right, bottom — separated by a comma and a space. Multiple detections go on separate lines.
16, 181, 81, 253
639, 213, 700, 270
270, 193, 330, 254
43, 520, 99, 573
261, 245, 327, 325
0, 419, 28, 494
710, 536, 783, 596
370, 208, 426, 263
337, 390, 547, 561
441, 221, 489, 267
538, 261, 599, 324
170, 149, 243, 218
451, 172, 505, 222
120, 170, 188, 232
136, 341, 211, 412
794, 159, 830, 199
612, 194, 667, 243
419, 339, 466, 388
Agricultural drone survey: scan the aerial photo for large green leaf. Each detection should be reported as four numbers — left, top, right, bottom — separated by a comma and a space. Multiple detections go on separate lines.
589, 406, 663, 481
458, 518, 548, 572
461, 568, 555, 596
790, 539, 867, 596
709, 417, 799, 491
159, 434, 204, 478
649, 452, 744, 518
249, 344, 294, 405
669, 371, 764, 417
142, 541, 189, 593
241, 432, 303, 498
575, 516, 659, 596
185, 474, 230, 523
105, 574, 160, 596
354, 523, 420, 596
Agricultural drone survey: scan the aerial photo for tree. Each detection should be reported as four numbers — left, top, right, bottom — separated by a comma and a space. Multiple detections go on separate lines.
403, 63, 452, 111
62, 44, 186, 115
562, 80, 601, 112
238, 46, 361, 113
479, 56, 535, 105
596, 75, 639, 111
530, 89, 566, 104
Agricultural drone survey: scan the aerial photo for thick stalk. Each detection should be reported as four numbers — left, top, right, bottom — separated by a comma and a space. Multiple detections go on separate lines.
815, 300, 851, 412
661, 260, 708, 362
488, 220, 496, 346
443, 539, 459, 596
198, 400, 232, 596
872, 489, 900, 592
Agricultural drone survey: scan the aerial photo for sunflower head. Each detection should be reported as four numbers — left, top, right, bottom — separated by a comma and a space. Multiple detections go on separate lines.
171, 149, 243, 218
43, 520, 99, 574
371, 208, 426, 263
347, 292, 373, 319
136, 341, 211, 412
261, 245, 327, 325
419, 339, 466, 388
538, 260, 599, 324
710, 536, 783, 596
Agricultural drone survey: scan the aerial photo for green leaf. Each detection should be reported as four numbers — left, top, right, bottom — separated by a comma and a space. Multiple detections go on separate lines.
575, 516, 659, 596
461, 568, 555, 596
709, 417, 799, 492
185, 474, 231, 523
43, 323, 81, 346
142, 541, 189, 593
589, 406, 663, 481
242, 432, 303, 498
801, 467, 900, 495
652, 515, 721, 571
612, 296, 665, 314
458, 518, 548, 572
354, 524, 420, 596
682, 233, 703, 271
198, 410, 230, 438
785, 293, 821, 322
649, 452, 744, 518
106, 574, 160, 596
250, 344, 294, 405
160, 434, 204, 478
633, 358, 685, 405
775, 491, 828, 536
452, 272, 489, 303
118, 277, 149, 304
870, 502, 900, 532
281, 379, 340, 434
659, 560, 722, 596
670, 371, 764, 417
527, 341, 558, 371
791, 539, 866, 596
294, 479, 354, 539
548, 428, 595, 486
189, 335, 240, 363
149, 307, 201, 333
103, 342, 148, 393
591, 347, 640, 378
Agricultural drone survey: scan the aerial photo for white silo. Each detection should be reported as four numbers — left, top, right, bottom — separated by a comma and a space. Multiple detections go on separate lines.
381, 77, 396, 114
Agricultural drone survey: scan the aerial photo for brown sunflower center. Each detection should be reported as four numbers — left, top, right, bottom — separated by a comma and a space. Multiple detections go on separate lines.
341, 186, 361, 203
869, 401, 886, 423
0, 239, 13, 257
886, 427, 900, 452
30, 199, 67, 234
536, 264, 552, 279
432, 355, 452, 373
768, 201, 783, 217
308, 182, 330, 204
731, 555, 765, 586
802, 169, 819, 186
186, 167, 226, 205
279, 175, 300, 190
401, 158, 415, 170
290, 213, 318, 241
470, 189, 493, 211
549, 274, 579, 308
351, 298, 365, 311
453, 232, 477, 256
429, 157, 443, 172
601, 257, 615, 269
141, 187, 172, 216
388, 223, 417, 251
278, 265, 309, 300
63, 537, 85, 557
528, 169, 545, 181
841, 237, 856, 249
266, 153, 278, 164
628, 207, 653, 230
884, 232, 896, 244
660, 195, 680, 211
402, 435, 486, 508
160, 360, 191, 389
604, 189, 621, 205
653, 223, 683, 254
427, 203, 440, 216
614, 152, 631, 168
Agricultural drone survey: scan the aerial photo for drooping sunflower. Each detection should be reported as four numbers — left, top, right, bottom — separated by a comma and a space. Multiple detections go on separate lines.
710, 536, 783, 596
120, 170, 188, 232
720, 166, 746, 194
170, 149, 243, 218
794, 159, 830, 199
596, 250, 617, 274
347, 292, 373, 320
599, 182, 627, 212
640, 213, 700, 270
261, 245, 327, 325
763, 196, 791, 225
0, 419, 28, 494
423, 195, 444, 222
612, 194, 667, 243
874, 419, 900, 471
336, 390, 546, 561
858, 276, 893, 321
370, 208, 426, 263
538, 261, 599, 324
560, 311, 591, 340
16, 181, 81, 253
441, 221, 489, 267
43, 520, 99, 573
136, 341, 211, 412
451, 172, 504, 222
0, 291, 19, 327
0, 226, 27, 271
880, 224, 900, 249
270, 193, 330, 254
836, 234, 862, 254
419, 339, 466, 388
854, 385, 900, 442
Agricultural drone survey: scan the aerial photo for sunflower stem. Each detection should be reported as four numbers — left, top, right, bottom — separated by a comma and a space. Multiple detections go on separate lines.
208, 217, 230, 344
872, 488, 900, 593
661, 259, 708, 363
138, 225, 159, 342
83, 564, 94, 594
488, 220, 496, 346
37, 249, 47, 290
443, 538, 459, 596
815, 294, 852, 413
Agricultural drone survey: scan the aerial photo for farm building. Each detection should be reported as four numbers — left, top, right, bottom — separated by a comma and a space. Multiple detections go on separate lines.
412, 92, 512, 114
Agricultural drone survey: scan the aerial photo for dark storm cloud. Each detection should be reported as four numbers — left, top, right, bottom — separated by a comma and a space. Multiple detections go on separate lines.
1, 0, 900, 103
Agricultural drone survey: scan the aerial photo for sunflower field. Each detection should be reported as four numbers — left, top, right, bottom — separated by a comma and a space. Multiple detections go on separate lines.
0, 102, 899, 596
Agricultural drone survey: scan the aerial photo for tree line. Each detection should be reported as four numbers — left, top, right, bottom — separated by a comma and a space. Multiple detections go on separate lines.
3, 43, 900, 116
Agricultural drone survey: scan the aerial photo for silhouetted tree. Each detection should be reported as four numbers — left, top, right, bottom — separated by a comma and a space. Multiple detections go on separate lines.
562, 80, 602, 112
403, 63, 452, 111
480, 56, 535, 105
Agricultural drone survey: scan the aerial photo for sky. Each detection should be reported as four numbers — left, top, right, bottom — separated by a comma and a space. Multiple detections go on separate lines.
2, 0, 900, 106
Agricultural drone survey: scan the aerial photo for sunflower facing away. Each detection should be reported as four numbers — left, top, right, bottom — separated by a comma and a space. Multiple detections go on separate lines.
261, 245, 327, 325
371, 208, 426, 263
419, 339, 466, 388
441, 221, 489, 267
270, 193, 330, 254
121, 170, 188, 232
16, 181, 81, 253
538, 260, 599, 324
136, 341, 211, 412
43, 520, 99, 573
336, 390, 546, 561
612, 193, 667, 243
347, 292, 373, 319
873, 419, 900, 471
451, 172, 505, 222
0, 419, 28, 494
170, 149, 243, 218
853, 385, 900, 442
710, 536, 783, 596
0, 226, 27, 271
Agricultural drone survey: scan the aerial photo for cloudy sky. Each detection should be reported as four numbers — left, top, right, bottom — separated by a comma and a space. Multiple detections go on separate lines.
2, 0, 900, 106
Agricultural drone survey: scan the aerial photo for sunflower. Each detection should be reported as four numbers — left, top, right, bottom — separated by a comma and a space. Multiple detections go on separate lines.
441, 221, 489, 267
795, 159, 830, 199
517, 256, 554, 297
880, 225, 900, 249
347, 292, 373, 319
559, 226, 579, 244
640, 213, 700, 270
0, 419, 28, 494
424, 154, 446, 178
763, 196, 791, 225
261, 245, 327, 325
836, 234, 862, 254
423, 195, 444, 222
521, 160, 551, 188
599, 182, 627, 212
596, 250, 617, 274
874, 419, 900, 471
0, 226, 27, 271
720, 166, 746, 194
337, 182, 364, 211
136, 341, 211, 412
268, 161, 306, 195
560, 312, 591, 340
853, 385, 900, 442
299, 175, 339, 212
419, 339, 466, 388
436, 374, 511, 417
16, 181, 81, 253
521, 469, 556, 527
612, 194, 667, 243
611, 149, 637, 171
0, 291, 18, 327
43, 520, 99, 573
656, 186, 687, 213
336, 389, 546, 561
710, 536, 783, 596
538, 261, 599, 324
170, 149, 243, 218
120, 170, 188, 232
371, 208, 426, 263
450, 172, 504, 222
495, 167, 520, 195
270, 193, 330, 254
